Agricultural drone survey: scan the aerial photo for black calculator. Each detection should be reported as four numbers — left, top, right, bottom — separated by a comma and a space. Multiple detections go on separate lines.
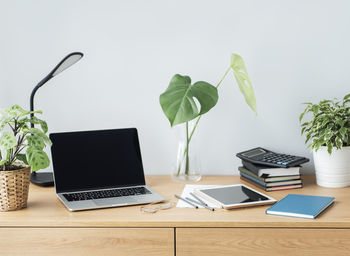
236, 147, 309, 168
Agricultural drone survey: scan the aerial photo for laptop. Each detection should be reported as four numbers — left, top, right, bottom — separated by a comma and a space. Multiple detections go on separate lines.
49, 128, 164, 211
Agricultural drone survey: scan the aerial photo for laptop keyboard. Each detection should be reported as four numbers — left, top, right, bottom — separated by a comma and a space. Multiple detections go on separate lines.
63, 187, 151, 202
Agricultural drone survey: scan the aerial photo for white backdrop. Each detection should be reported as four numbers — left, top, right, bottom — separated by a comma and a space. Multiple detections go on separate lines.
1, 0, 349, 175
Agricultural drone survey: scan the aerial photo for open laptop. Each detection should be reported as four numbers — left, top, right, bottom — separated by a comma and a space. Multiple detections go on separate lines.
50, 128, 164, 211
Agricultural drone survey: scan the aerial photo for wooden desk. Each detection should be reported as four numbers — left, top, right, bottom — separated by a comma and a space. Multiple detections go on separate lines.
1, 176, 349, 256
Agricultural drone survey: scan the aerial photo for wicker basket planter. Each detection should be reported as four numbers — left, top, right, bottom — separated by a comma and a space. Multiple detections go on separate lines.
0, 166, 31, 212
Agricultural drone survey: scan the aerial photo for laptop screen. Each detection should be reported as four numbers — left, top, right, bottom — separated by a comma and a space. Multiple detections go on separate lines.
50, 128, 146, 193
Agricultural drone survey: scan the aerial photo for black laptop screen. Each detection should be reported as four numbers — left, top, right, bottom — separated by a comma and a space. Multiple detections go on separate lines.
50, 128, 146, 193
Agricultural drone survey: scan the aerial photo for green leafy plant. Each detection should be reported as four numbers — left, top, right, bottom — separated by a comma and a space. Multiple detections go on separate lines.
0, 105, 52, 171
159, 54, 257, 176
299, 94, 350, 154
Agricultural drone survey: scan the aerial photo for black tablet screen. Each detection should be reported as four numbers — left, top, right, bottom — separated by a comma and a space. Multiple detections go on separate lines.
200, 186, 269, 205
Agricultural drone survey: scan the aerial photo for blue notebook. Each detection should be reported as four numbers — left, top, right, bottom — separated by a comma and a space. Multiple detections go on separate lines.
266, 194, 335, 219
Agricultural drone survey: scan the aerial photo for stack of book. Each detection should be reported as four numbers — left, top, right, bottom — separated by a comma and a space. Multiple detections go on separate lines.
239, 160, 303, 191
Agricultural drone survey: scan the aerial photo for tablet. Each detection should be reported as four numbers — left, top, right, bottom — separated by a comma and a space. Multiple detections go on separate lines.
194, 184, 277, 209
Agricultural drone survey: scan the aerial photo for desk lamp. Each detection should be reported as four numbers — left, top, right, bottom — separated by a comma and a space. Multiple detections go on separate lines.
30, 52, 84, 186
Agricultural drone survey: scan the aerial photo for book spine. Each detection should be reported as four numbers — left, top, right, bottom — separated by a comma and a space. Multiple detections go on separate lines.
266, 179, 302, 187
239, 167, 301, 183
240, 173, 267, 189
266, 184, 303, 191
238, 167, 265, 182
241, 160, 260, 176
265, 175, 301, 182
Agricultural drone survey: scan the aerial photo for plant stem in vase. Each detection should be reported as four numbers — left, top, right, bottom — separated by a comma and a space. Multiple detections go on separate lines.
185, 122, 190, 175
174, 121, 201, 181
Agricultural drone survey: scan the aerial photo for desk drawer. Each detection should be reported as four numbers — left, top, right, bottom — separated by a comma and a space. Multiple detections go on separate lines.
176, 228, 350, 256
0, 228, 173, 256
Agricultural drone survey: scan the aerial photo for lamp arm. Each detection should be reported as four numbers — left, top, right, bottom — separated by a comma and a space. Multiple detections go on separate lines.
30, 74, 53, 128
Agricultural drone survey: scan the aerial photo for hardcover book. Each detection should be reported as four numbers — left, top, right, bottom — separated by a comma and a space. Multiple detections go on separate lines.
238, 166, 301, 183
239, 175, 302, 192
242, 160, 300, 177
240, 172, 302, 187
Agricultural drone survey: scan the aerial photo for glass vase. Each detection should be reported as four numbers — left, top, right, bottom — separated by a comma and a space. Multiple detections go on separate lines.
171, 120, 201, 182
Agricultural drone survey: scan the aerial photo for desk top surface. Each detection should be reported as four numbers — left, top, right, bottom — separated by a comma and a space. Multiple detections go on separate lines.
1, 175, 349, 228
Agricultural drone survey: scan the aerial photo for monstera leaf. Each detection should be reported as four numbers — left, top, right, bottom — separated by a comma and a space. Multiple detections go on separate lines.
160, 74, 218, 126
230, 54, 257, 115
26, 147, 50, 172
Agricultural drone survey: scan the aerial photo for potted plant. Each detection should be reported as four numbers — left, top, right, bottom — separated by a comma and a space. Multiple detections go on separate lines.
0, 105, 51, 211
160, 54, 257, 181
300, 94, 350, 187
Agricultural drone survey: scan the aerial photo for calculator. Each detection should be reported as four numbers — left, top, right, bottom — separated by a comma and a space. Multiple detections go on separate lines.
236, 147, 309, 168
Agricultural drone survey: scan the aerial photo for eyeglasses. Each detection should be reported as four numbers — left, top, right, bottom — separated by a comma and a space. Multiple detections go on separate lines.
140, 201, 175, 213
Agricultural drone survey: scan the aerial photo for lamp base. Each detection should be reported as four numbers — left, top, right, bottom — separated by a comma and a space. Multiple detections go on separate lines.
30, 172, 54, 187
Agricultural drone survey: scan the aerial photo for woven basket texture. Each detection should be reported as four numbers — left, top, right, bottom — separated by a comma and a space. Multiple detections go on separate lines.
0, 166, 30, 211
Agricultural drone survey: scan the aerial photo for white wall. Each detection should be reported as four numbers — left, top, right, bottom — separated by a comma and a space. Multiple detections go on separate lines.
1, 0, 349, 175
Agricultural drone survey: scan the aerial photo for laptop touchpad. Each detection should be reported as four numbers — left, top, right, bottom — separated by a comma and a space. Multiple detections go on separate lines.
93, 197, 137, 206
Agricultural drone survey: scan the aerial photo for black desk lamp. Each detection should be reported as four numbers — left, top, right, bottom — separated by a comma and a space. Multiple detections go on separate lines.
30, 52, 84, 187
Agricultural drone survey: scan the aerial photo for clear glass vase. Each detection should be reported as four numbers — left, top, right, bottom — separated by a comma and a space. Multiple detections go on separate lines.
171, 121, 201, 182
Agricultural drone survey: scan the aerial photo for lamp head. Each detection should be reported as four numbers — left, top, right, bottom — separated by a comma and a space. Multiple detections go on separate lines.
30, 51, 84, 113
50, 52, 84, 77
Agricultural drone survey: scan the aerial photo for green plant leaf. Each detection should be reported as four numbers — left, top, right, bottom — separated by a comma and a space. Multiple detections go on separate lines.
0, 131, 17, 150
230, 54, 257, 115
0, 116, 13, 132
312, 105, 319, 116
3, 105, 42, 119
299, 105, 310, 122
339, 127, 347, 137
335, 136, 343, 149
327, 142, 333, 155
159, 74, 218, 126
18, 117, 48, 133
0, 148, 9, 165
324, 131, 333, 142
16, 153, 28, 165
343, 94, 350, 105
22, 127, 52, 146
320, 118, 330, 128
313, 140, 325, 151
301, 121, 310, 127
1, 105, 44, 132
26, 147, 50, 172
305, 133, 312, 144
26, 135, 45, 150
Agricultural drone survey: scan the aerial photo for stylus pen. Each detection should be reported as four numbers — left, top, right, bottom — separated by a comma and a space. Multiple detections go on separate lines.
190, 192, 211, 208
189, 193, 215, 211
186, 197, 215, 211
175, 194, 198, 209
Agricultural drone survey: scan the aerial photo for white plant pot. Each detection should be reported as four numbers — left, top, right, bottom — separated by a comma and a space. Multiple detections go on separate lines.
313, 146, 350, 188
